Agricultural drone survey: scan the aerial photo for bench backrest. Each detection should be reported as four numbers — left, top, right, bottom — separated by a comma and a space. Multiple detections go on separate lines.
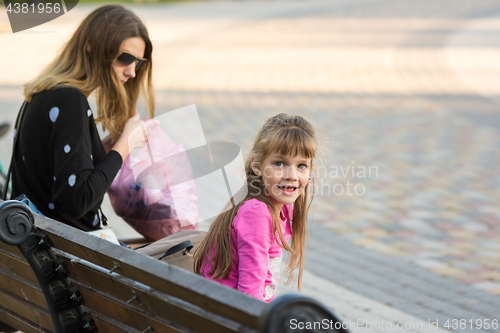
0, 200, 347, 333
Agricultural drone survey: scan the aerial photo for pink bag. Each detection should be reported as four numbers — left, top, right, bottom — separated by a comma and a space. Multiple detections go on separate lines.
108, 120, 198, 241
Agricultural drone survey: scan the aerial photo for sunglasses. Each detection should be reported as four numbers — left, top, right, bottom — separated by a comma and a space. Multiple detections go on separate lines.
116, 52, 147, 71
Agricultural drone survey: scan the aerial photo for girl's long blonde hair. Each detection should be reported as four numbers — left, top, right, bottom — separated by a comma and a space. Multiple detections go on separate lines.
194, 113, 318, 290
23, 4, 155, 139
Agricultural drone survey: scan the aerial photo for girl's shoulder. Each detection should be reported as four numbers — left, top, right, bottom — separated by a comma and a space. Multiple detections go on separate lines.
236, 199, 292, 220
232, 198, 273, 233
238, 198, 270, 216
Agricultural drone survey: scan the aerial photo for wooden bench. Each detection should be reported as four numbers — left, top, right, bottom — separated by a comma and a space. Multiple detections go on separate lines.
0, 200, 347, 333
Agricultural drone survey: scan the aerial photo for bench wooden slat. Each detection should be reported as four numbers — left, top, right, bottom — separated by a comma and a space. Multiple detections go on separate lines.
56, 252, 248, 333
0, 287, 54, 331
77, 286, 180, 333
0, 305, 52, 333
37, 218, 264, 330
0, 250, 38, 285
0, 267, 47, 310
0, 241, 24, 258
84, 308, 154, 333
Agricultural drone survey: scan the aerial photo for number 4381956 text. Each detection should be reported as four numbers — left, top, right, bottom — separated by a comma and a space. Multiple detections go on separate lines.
6, 2, 61, 14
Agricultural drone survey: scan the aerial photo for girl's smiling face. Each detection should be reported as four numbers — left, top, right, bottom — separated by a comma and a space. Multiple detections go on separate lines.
252, 152, 311, 210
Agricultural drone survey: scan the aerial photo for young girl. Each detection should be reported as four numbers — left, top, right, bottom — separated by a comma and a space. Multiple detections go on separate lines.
194, 113, 318, 303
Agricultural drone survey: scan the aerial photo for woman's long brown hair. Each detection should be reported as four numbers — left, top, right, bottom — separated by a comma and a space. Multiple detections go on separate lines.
23, 4, 155, 139
194, 113, 318, 290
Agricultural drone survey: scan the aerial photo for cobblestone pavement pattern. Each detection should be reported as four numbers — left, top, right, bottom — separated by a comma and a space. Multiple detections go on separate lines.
1, 1, 500, 332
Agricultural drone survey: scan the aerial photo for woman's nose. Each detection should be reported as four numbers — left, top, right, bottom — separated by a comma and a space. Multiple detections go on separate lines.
124, 63, 136, 78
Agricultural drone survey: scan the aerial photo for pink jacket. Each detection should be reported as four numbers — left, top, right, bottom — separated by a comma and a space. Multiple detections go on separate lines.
200, 199, 292, 302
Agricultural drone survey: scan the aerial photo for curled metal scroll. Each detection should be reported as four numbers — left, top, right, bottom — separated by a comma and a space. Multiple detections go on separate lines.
0, 200, 34, 245
260, 294, 349, 333
0, 200, 94, 332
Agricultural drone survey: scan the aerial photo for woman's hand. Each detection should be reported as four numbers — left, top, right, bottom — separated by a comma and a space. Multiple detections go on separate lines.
111, 113, 147, 160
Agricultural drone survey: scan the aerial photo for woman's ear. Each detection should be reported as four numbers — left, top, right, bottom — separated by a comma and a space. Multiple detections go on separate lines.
251, 158, 261, 176
85, 42, 91, 53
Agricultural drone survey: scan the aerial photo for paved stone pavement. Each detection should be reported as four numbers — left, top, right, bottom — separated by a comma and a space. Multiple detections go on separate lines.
1, 1, 500, 332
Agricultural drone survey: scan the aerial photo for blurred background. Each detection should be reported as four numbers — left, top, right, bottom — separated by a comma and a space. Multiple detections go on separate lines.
1, 0, 500, 331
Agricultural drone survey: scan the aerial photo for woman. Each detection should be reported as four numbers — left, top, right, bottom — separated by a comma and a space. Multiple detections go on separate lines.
11, 4, 155, 231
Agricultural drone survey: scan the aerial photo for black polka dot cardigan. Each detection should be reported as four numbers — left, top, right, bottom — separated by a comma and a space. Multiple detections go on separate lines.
12, 86, 123, 231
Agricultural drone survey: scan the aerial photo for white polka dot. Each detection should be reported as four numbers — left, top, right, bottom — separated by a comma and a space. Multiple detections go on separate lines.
68, 174, 76, 187
48, 203, 55, 210
87, 109, 92, 117
64, 144, 71, 153
53, 177, 56, 181
90, 154, 93, 160
49, 107, 59, 122
93, 214, 99, 226
22, 156, 25, 161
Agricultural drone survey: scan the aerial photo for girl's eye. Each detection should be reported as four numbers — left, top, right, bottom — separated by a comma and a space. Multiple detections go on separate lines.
274, 162, 284, 167
298, 164, 307, 170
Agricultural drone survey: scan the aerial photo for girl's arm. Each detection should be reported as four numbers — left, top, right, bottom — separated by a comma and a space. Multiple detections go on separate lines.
234, 200, 274, 302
